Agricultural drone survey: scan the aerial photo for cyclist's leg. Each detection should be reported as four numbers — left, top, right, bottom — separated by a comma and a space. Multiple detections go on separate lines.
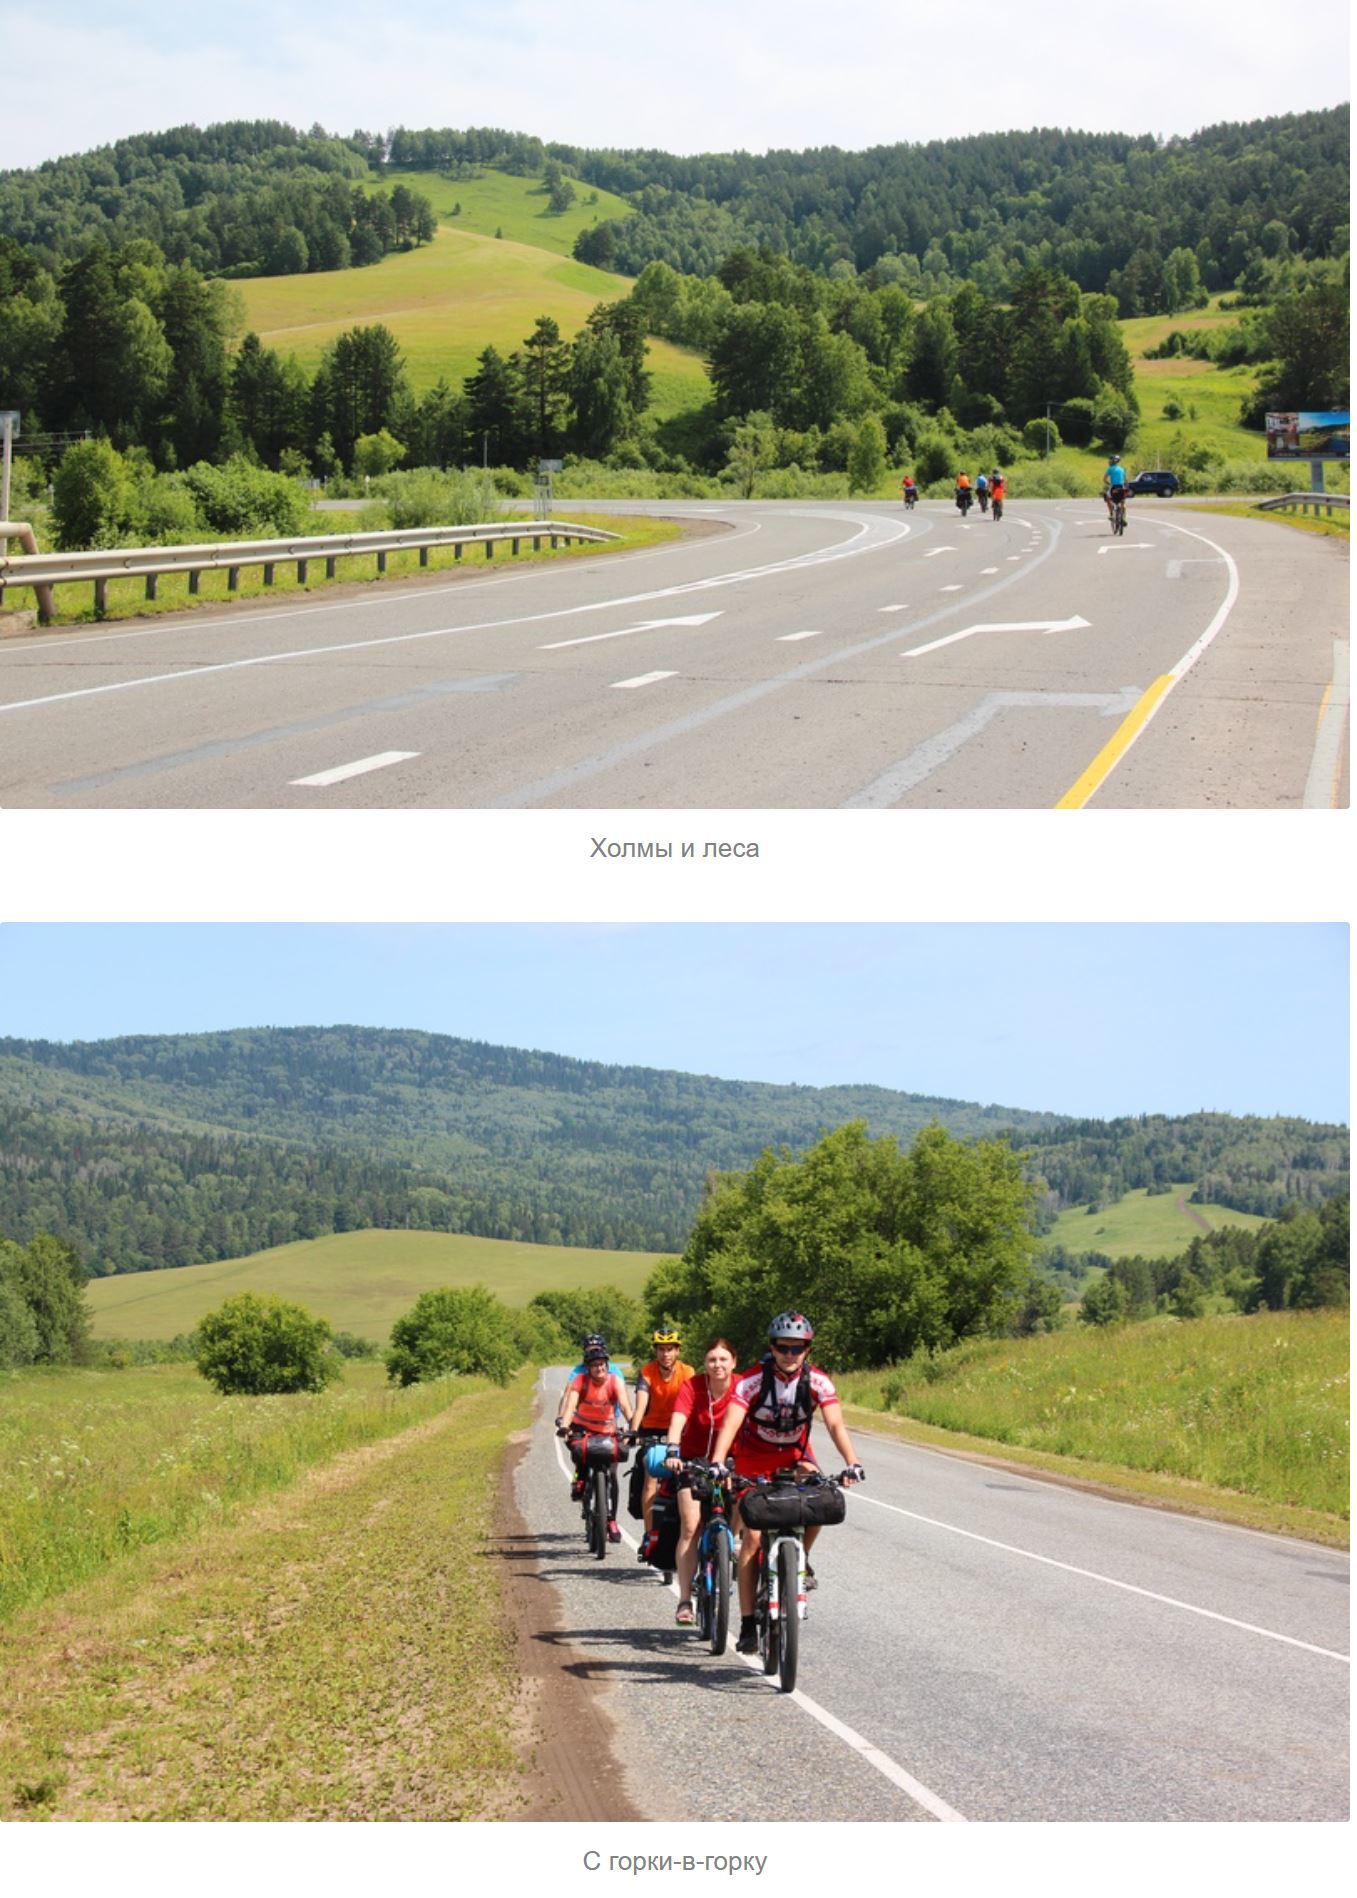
607, 1466, 619, 1521
674, 1485, 702, 1601
733, 1511, 761, 1616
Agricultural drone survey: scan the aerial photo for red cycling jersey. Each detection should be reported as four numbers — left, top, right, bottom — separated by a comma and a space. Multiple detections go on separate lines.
567, 1370, 626, 1434
670, 1372, 737, 1461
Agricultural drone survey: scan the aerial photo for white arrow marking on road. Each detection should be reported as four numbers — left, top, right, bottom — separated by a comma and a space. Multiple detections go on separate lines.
1097, 543, 1154, 554
610, 671, 678, 689
923, 546, 955, 558
903, 615, 1091, 658
540, 613, 722, 651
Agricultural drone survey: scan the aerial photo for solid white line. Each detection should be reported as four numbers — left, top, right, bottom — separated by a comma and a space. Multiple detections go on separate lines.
1302, 639, 1350, 809
777, 631, 823, 642
610, 671, 677, 689
290, 750, 418, 787
851, 1492, 1348, 1661
546, 1425, 965, 1823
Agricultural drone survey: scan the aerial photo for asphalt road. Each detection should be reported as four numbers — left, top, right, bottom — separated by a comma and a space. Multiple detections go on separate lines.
0, 501, 1346, 808
517, 1373, 1349, 1824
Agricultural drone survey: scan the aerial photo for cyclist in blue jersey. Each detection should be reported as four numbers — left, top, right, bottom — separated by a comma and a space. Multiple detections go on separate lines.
1102, 454, 1128, 522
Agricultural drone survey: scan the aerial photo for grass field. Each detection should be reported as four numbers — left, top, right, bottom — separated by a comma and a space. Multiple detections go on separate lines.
86, 1229, 664, 1341
369, 165, 638, 259
837, 1308, 1349, 1541
0, 1370, 534, 1817
1043, 1186, 1267, 1260
237, 220, 711, 415
0, 1358, 491, 1621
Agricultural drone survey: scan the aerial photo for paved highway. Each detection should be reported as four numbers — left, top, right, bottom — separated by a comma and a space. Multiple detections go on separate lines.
0, 501, 1346, 807
519, 1374, 1349, 1823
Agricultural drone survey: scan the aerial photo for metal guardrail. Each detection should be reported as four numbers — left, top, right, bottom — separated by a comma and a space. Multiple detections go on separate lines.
1256, 492, 1349, 517
0, 519, 621, 623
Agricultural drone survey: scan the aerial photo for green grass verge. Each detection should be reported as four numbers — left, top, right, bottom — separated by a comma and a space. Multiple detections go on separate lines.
236, 219, 710, 414
3, 513, 682, 627
87, 1229, 665, 1341
1189, 500, 1351, 539
0, 1359, 498, 1622
835, 1309, 1349, 1543
1043, 1185, 1267, 1260
0, 1371, 534, 1818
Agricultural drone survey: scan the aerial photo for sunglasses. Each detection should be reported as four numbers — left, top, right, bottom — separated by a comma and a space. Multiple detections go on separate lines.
772, 1340, 810, 1355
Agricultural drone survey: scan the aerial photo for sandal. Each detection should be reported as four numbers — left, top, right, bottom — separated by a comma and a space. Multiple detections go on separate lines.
675, 1600, 695, 1625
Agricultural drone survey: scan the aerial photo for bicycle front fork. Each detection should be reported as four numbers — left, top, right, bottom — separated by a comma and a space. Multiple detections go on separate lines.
766, 1538, 808, 1621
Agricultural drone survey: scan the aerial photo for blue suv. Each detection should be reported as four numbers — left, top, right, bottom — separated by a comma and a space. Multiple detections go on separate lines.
1125, 470, 1181, 498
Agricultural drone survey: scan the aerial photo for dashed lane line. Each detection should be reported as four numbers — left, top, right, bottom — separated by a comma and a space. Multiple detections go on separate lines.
610, 671, 678, 689
290, 751, 419, 787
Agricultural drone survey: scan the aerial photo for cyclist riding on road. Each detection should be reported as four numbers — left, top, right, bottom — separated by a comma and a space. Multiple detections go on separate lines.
632, 1329, 694, 1549
1103, 454, 1128, 521
901, 474, 917, 509
709, 1311, 863, 1654
557, 1333, 626, 1499
975, 471, 989, 511
663, 1337, 739, 1625
990, 469, 1006, 517
558, 1343, 635, 1544
955, 471, 972, 514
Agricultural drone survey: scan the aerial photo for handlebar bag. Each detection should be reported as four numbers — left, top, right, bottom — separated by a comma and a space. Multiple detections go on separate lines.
582, 1432, 625, 1468
740, 1481, 846, 1531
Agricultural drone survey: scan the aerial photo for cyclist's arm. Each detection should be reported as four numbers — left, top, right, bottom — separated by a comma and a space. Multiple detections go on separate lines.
559, 1386, 581, 1430
632, 1379, 651, 1433
817, 1398, 860, 1473
710, 1400, 748, 1468
616, 1380, 637, 1427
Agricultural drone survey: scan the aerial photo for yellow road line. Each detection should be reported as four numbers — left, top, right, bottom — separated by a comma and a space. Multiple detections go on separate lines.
1056, 674, 1175, 809
1315, 681, 1333, 735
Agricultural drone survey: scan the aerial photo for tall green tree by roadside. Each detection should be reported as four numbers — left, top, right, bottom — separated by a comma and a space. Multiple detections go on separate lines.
310, 323, 412, 470
464, 344, 523, 467
1244, 280, 1351, 422
644, 1121, 1037, 1367
516, 315, 573, 459
0, 1232, 90, 1364
195, 1291, 339, 1394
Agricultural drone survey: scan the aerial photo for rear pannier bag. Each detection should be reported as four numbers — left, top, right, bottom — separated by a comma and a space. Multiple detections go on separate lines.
639, 1480, 680, 1570
739, 1481, 845, 1531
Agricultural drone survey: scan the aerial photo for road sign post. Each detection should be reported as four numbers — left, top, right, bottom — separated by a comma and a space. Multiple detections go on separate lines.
1, 410, 19, 526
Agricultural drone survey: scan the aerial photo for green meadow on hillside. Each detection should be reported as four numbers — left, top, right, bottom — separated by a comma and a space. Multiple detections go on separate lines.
368, 165, 637, 257
86, 1229, 663, 1341
238, 215, 711, 416
1043, 1186, 1268, 1261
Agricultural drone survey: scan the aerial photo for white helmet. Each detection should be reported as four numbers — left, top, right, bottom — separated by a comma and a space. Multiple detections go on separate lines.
767, 1310, 814, 1342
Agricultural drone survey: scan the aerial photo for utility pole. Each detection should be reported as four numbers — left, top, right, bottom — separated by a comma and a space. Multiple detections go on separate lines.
0, 411, 18, 522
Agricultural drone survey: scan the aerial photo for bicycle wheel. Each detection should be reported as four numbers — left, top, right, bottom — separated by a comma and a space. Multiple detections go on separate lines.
758, 1558, 778, 1676
710, 1531, 732, 1657
1116, 502, 1126, 535
776, 1539, 800, 1693
591, 1468, 609, 1559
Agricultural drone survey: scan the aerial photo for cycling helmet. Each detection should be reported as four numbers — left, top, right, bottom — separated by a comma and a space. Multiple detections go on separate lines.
581, 1332, 607, 1353
1110, 454, 1121, 464
992, 468, 1002, 479
767, 1311, 815, 1343
652, 1328, 682, 1346
583, 1343, 609, 1366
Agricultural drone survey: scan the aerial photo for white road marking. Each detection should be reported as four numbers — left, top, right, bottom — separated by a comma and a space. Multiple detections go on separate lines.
939, 584, 964, 592
877, 604, 911, 612
777, 630, 823, 642
980, 567, 999, 575
853, 1490, 1348, 1661
610, 671, 677, 689
0, 515, 908, 717
1006, 555, 1023, 561
923, 547, 955, 558
1303, 639, 1350, 809
1098, 543, 1155, 554
290, 750, 419, 787
1165, 558, 1221, 579
547, 1422, 965, 1823
540, 612, 721, 652
904, 615, 1091, 658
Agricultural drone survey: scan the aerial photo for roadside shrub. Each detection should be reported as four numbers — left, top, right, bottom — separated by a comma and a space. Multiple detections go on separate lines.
130, 473, 202, 543
351, 429, 406, 479
329, 1330, 378, 1360
913, 434, 953, 485
372, 467, 502, 527
0, 1277, 40, 1369
180, 455, 309, 536
386, 1285, 520, 1387
195, 1292, 339, 1395
51, 439, 134, 550
1022, 416, 1061, 456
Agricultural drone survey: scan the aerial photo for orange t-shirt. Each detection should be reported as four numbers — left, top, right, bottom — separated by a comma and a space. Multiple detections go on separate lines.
634, 1358, 696, 1431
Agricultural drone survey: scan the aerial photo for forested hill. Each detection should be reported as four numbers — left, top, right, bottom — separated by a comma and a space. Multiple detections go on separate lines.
2, 106, 1347, 297
0, 1027, 1346, 1275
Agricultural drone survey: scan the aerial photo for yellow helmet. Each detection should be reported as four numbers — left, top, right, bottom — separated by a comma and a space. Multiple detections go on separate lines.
652, 1328, 682, 1346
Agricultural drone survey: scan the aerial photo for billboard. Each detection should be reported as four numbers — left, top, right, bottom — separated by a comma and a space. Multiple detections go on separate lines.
1265, 411, 1351, 460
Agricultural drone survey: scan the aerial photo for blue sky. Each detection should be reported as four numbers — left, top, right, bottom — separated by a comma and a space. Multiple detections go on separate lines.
0, 924, 1346, 1122
5, 1, 1347, 169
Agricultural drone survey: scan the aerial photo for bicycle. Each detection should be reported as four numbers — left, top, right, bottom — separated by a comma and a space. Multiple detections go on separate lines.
562, 1425, 635, 1560
671, 1458, 738, 1655
734, 1467, 857, 1693
977, 488, 990, 514
991, 493, 1004, 522
1112, 493, 1127, 536
955, 488, 973, 517
902, 488, 917, 512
